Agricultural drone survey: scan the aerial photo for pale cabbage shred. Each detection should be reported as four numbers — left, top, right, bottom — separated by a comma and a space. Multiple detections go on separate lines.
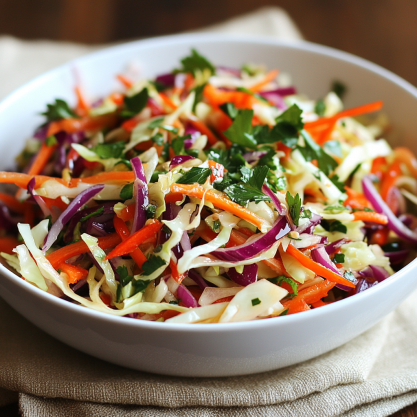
6, 67, 395, 324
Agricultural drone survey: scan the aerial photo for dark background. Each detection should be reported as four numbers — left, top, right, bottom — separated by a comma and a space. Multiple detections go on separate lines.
1, 0, 417, 85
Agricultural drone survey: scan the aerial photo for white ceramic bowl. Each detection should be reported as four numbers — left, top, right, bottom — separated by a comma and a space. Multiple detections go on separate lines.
1, 34, 417, 377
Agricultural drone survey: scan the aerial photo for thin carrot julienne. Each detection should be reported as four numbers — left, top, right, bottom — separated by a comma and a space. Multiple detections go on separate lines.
117, 74, 134, 89
27, 142, 58, 176
352, 211, 388, 225
58, 262, 88, 284
170, 183, 269, 231
249, 69, 279, 93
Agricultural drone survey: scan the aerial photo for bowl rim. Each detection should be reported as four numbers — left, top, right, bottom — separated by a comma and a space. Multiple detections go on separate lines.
1, 32, 417, 332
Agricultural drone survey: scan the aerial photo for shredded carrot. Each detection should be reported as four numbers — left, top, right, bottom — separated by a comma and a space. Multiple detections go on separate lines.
100, 293, 112, 306
369, 227, 389, 246
165, 193, 184, 204
394, 147, 417, 177
109, 92, 124, 106
371, 156, 387, 179
47, 113, 118, 137
352, 211, 388, 225
46, 233, 121, 269
203, 84, 257, 109
380, 160, 402, 202
27, 142, 57, 176
43, 197, 69, 211
304, 101, 383, 130
186, 116, 219, 146
249, 69, 279, 93
169, 259, 186, 284
117, 74, 134, 89
122, 117, 140, 132
69, 171, 135, 187
0, 237, 20, 254
113, 216, 147, 268
286, 244, 356, 288
282, 280, 335, 314
104, 220, 162, 260
311, 300, 332, 308
170, 183, 269, 231
213, 296, 234, 304
58, 262, 88, 284
0, 172, 68, 189
343, 187, 372, 210
159, 92, 178, 110
75, 86, 90, 113
117, 203, 135, 222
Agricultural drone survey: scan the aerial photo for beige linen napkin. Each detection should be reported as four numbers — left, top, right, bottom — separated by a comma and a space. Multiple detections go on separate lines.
0, 6, 416, 416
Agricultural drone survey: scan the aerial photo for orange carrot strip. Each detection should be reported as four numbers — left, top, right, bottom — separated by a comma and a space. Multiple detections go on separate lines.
159, 92, 178, 110
117, 74, 134, 89
352, 211, 388, 225
164, 193, 184, 204
311, 300, 331, 308
203, 84, 257, 109
69, 171, 135, 187
286, 244, 356, 288
208, 160, 226, 183
113, 216, 147, 268
380, 161, 402, 202
304, 101, 383, 130
104, 220, 162, 260
213, 296, 234, 304
282, 280, 335, 314
117, 203, 135, 222
47, 113, 118, 137
46, 233, 121, 269
394, 147, 417, 177
371, 156, 387, 179
171, 183, 268, 231
0, 192, 26, 213
369, 227, 389, 246
186, 116, 219, 146
109, 92, 124, 106
0, 172, 68, 189
169, 259, 186, 284
343, 186, 372, 210
75, 86, 90, 112
58, 262, 88, 284
249, 69, 279, 93
27, 142, 57, 176
0, 237, 20, 254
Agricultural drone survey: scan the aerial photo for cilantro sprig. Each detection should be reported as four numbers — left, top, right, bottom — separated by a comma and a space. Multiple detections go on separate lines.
286, 192, 302, 226
42, 98, 79, 122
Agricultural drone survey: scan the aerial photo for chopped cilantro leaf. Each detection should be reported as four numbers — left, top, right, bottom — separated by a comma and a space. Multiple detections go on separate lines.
324, 140, 343, 157
132, 279, 151, 295
93, 141, 125, 159
279, 308, 289, 316
151, 133, 164, 145
80, 206, 104, 222
171, 135, 191, 155
351, 207, 374, 213
177, 49, 215, 76
332, 81, 347, 99
224, 183, 270, 206
268, 275, 298, 298
169, 300, 179, 305
42, 98, 78, 122
150, 170, 167, 183
177, 167, 211, 185
192, 83, 207, 111
300, 208, 312, 219
276, 104, 304, 130
149, 80, 168, 92
251, 297, 261, 306
315, 99, 326, 117
120, 182, 133, 200
122, 88, 149, 118
45, 135, 57, 147
334, 253, 345, 263
210, 219, 221, 233
141, 255, 167, 276
298, 130, 338, 176
117, 265, 133, 287
240, 165, 269, 190
286, 192, 302, 226
224, 109, 257, 149
324, 205, 349, 212
329, 174, 346, 193
160, 125, 179, 134
219, 102, 239, 120
321, 219, 347, 234
145, 204, 157, 219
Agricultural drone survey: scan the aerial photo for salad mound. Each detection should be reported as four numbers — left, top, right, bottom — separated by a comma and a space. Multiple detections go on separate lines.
0, 49, 414, 323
